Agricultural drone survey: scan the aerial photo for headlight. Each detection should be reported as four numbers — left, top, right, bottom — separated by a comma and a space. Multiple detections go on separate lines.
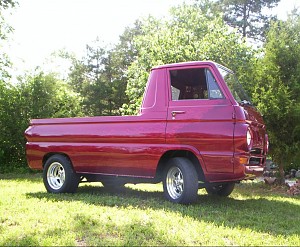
247, 128, 253, 150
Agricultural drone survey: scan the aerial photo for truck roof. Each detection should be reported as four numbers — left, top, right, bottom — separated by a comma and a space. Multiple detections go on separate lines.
151, 61, 219, 70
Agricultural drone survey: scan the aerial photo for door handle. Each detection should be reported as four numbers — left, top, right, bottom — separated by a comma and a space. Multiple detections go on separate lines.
171, 110, 185, 119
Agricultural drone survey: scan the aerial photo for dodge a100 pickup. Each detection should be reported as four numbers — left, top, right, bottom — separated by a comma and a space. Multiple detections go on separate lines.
25, 61, 268, 204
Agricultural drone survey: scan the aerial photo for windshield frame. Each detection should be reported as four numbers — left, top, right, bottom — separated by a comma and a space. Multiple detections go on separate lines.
216, 64, 252, 105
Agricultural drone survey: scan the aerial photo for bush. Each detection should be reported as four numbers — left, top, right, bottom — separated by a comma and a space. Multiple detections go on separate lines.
0, 72, 83, 172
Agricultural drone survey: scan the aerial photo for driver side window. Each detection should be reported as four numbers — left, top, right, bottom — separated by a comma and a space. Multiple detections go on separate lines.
170, 68, 224, 100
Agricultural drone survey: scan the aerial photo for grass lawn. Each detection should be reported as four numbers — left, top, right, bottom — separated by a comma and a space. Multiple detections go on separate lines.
0, 173, 299, 246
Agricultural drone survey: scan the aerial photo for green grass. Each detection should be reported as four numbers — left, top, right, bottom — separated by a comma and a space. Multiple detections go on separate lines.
0, 173, 299, 246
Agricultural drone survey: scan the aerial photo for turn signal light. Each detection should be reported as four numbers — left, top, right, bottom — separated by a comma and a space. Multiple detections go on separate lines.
239, 157, 249, 165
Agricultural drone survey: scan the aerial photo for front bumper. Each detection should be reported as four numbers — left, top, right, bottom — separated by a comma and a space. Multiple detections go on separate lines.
245, 165, 264, 178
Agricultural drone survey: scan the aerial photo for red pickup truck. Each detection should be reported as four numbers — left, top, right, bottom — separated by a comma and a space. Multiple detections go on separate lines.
25, 61, 268, 204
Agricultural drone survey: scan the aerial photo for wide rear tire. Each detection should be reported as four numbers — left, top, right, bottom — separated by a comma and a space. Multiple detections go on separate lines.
163, 157, 198, 204
205, 183, 235, 197
43, 154, 79, 193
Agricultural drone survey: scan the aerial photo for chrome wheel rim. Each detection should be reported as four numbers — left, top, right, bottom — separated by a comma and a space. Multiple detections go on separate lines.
166, 166, 184, 199
47, 162, 65, 190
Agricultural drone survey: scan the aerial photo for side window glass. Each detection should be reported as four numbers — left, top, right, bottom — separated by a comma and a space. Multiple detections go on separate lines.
205, 69, 224, 99
170, 68, 208, 100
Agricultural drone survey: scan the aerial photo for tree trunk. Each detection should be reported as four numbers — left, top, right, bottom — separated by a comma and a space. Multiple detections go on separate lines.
242, 2, 247, 38
278, 157, 286, 185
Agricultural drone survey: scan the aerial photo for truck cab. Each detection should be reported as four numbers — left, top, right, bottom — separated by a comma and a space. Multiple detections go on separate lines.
142, 61, 267, 178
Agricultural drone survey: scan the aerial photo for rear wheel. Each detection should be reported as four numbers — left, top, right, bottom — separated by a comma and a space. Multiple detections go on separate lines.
43, 154, 79, 193
205, 183, 235, 197
163, 157, 198, 204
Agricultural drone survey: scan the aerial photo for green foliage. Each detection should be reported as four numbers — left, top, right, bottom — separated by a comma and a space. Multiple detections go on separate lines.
252, 12, 300, 170
67, 45, 111, 116
0, 0, 17, 10
0, 0, 16, 40
67, 35, 139, 116
122, 3, 254, 114
66, 21, 143, 117
19, 72, 83, 118
0, 0, 20, 170
0, 72, 83, 171
0, 0, 17, 80
0, 81, 25, 168
108, 20, 143, 114
215, 0, 280, 40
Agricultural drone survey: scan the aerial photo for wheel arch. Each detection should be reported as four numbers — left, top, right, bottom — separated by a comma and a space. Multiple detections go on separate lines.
42, 152, 73, 168
156, 150, 206, 182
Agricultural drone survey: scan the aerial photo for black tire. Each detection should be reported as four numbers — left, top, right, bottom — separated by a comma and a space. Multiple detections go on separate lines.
163, 157, 198, 204
102, 180, 125, 191
205, 183, 235, 197
43, 154, 79, 193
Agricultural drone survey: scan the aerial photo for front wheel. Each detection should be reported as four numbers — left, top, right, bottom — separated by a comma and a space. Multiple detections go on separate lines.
43, 154, 79, 193
163, 158, 198, 204
205, 183, 235, 197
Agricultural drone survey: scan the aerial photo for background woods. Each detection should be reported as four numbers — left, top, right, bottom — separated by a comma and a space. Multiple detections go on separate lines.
0, 0, 299, 173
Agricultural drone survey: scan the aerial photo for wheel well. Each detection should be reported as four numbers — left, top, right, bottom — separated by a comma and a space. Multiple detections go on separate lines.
156, 150, 205, 182
42, 152, 72, 168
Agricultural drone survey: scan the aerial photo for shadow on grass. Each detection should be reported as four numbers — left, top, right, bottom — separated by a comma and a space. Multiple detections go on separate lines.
26, 183, 300, 238
2, 235, 40, 246
0, 173, 42, 183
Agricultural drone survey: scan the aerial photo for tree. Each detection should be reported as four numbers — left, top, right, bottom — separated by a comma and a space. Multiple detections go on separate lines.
66, 40, 112, 116
108, 20, 143, 112
0, 0, 17, 40
0, 0, 19, 170
0, 0, 17, 79
0, 71, 83, 172
0, 0, 16, 9
67, 21, 143, 116
121, 3, 255, 114
252, 12, 300, 178
215, 0, 280, 40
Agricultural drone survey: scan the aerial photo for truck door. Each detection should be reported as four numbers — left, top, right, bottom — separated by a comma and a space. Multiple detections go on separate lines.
166, 65, 235, 173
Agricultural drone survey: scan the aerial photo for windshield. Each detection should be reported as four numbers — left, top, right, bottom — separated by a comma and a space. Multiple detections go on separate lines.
217, 65, 252, 105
